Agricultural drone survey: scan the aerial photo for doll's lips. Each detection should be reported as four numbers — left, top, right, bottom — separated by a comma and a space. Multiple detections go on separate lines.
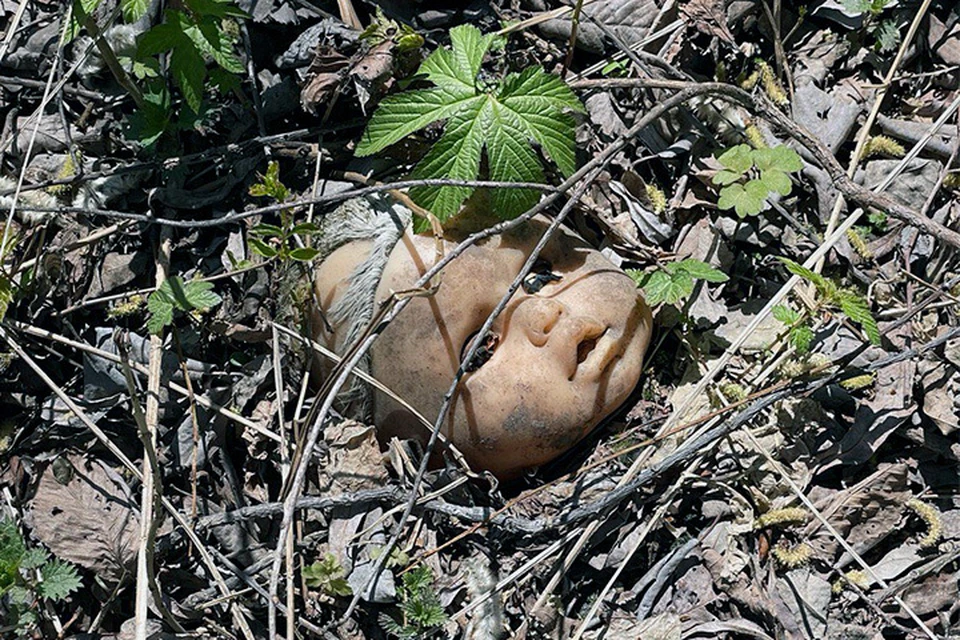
570, 327, 620, 381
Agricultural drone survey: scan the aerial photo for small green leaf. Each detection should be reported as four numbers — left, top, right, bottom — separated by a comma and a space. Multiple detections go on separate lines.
779, 258, 827, 290
249, 223, 284, 237
718, 181, 768, 218
121, 0, 150, 21
146, 293, 174, 335
38, 559, 81, 601
789, 324, 815, 354
669, 259, 728, 283
712, 169, 744, 186
182, 280, 221, 310
641, 270, 693, 305
20, 549, 49, 570
772, 304, 801, 325
249, 237, 279, 259
0, 273, 12, 323
760, 169, 792, 196
170, 43, 207, 114
289, 247, 321, 262
291, 222, 321, 235
716, 144, 753, 174
837, 289, 881, 345
138, 21, 185, 57
752, 146, 803, 172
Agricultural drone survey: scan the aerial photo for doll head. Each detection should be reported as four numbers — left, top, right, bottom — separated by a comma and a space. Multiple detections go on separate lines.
314, 201, 652, 479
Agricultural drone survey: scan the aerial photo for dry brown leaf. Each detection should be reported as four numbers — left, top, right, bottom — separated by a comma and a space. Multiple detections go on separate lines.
29, 455, 139, 584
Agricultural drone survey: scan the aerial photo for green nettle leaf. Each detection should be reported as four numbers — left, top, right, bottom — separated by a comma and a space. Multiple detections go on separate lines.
837, 290, 881, 345
20, 549, 49, 571
37, 559, 81, 601
772, 304, 801, 325
779, 258, 827, 289
716, 144, 753, 174
668, 259, 728, 283
356, 24, 584, 221
790, 324, 815, 354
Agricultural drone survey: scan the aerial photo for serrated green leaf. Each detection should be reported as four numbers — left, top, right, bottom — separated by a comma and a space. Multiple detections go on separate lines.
752, 146, 803, 172
356, 90, 484, 156
760, 168, 792, 196
38, 559, 81, 601
641, 270, 693, 305
486, 102, 544, 218
182, 280, 221, 310
289, 247, 321, 262
772, 304, 801, 324
20, 549, 48, 570
837, 289, 880, 345
779, 258, 826, 289
193, 19, 245, 74
146, 293, 174, 335
409, 98, 490, 217
171, 43, 207, 113
716, 144, 753, 174
790, 324, 815, 353
499, 66, 585, 114
450, 24, 491, 87
498, 67, 582, 177
138, 21, 186, 57
669, 259, 728, 283
184, 0, 249, 19
122, 0, 150, 21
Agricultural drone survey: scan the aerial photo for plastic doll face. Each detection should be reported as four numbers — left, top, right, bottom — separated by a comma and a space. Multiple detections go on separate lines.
365, 219, 652, 479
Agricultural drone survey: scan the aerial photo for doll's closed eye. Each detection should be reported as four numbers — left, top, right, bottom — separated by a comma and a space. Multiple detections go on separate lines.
461, 330, 499, 372
522, 258, 562, 294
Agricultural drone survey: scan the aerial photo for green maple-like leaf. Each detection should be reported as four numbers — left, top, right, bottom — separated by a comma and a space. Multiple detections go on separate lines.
760, 169, 792, 196
146, 277, 221, 334
716, 144, 754, 175
752, 146, 803, 173
718, 180, 769, 217
356, 24, 584, 221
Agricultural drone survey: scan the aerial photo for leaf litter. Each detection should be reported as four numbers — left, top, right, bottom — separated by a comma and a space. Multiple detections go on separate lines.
0, 0, 959, 638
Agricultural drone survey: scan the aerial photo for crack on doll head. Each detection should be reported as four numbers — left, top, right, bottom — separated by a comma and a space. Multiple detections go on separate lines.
313, 202, 653, 479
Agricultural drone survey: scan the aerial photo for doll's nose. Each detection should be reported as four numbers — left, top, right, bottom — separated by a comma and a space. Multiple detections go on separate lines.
517, 297, 566, 347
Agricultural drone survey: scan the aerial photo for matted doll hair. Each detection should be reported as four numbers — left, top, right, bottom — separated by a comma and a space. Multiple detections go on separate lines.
317, 194, 412, 417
